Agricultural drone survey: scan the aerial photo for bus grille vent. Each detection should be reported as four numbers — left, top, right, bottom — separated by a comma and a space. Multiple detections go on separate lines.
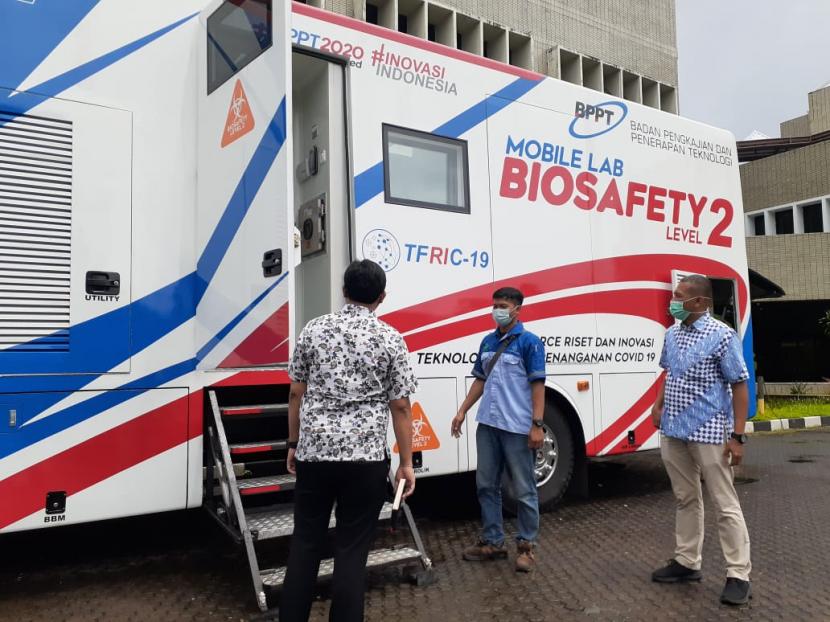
0, 110, 72, 352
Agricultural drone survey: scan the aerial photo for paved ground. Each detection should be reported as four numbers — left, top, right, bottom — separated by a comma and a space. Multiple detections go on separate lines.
1, 429, 829, 621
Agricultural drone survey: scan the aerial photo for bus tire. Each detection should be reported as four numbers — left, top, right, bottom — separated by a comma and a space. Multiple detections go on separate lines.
502, 403, 575, 515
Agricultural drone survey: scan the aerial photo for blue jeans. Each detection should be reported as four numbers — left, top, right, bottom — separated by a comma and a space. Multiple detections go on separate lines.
476, 423, 539, 545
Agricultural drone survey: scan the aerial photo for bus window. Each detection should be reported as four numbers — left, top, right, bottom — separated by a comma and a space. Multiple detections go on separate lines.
382, 124, 470, 214
207, 0, 272, 94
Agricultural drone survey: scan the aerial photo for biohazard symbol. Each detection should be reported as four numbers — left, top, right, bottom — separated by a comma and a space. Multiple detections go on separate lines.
221, 79, 255, 147
393, 402, 440, 453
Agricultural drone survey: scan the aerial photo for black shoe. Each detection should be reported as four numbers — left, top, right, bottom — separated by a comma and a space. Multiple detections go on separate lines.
651, 559, 703, 583
720, 578, 752, 605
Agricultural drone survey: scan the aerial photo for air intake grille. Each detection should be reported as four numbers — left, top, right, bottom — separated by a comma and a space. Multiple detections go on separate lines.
0, 110, 72, 352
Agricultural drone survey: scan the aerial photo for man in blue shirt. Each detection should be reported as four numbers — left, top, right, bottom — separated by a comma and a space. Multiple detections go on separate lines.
451, 287, 546, 573
650, 274, 752, 606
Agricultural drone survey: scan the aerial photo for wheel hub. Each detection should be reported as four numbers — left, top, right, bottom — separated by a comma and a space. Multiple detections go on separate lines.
535, 423, 558, 487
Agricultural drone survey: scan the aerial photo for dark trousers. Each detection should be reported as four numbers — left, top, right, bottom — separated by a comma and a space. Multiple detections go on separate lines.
279, 460, 388, 622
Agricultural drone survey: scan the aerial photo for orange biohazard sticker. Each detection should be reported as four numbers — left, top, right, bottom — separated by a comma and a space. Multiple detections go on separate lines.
393, 402, 441, 453
221, 79, 255, 147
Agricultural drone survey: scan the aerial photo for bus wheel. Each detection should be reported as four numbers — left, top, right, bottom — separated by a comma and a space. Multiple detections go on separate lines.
502, 403, 575, 514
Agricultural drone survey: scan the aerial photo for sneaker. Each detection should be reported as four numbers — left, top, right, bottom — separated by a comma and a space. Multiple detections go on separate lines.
462, 539, 508, 561
515, 541, 536, 573
651, 559, 702, 583
720, 578, 752, 605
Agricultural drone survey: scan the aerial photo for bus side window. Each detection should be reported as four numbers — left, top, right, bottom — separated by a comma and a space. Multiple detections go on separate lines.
382, 124, 470, 214
207, 0, 273, 94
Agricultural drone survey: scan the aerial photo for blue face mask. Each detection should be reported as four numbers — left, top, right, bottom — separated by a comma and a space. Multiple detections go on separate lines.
492, 308, 514, 327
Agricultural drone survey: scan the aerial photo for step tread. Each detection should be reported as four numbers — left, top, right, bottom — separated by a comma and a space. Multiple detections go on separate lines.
261, 546, 421, 587
229, 440, 288, 454
237, 474, 296, 495
246, 502, 394, 541
221, 404, 289, 416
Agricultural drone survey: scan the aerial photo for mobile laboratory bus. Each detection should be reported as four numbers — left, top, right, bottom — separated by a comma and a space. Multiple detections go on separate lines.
0, 0, 755, 538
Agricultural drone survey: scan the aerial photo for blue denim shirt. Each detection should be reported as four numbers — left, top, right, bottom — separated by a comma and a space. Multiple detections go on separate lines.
471, 322, 546, 434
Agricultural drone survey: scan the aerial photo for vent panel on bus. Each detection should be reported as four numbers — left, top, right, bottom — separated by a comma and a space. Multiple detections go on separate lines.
0, 111, 72, 352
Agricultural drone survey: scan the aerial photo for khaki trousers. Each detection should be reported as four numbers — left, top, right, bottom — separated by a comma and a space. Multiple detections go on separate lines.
661, 436, 751, 580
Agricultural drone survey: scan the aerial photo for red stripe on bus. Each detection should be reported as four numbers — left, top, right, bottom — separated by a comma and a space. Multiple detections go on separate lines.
382, 254, 747, 336
587, 372, 665, 456
403, 287, 671, 353
602, 412, 660, 456
0, 397, 193, 530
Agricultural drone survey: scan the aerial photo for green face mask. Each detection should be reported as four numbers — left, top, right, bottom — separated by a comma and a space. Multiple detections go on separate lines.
669, 299, 691, 321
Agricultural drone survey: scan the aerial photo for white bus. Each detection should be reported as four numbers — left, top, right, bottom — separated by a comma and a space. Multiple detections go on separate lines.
0, 0, 755, 538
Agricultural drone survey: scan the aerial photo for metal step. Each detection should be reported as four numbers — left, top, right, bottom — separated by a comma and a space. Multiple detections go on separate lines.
260, 546, 422, 588
237, 474, 296, 496
221, 404, 289, 417
247, 502, 394, 541
229, 440, 288, 456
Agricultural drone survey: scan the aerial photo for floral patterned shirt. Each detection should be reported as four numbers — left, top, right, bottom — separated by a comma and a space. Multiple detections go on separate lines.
289, 303, 418, 461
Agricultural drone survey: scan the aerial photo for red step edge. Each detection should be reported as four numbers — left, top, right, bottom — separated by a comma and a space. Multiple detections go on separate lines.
240, 485, 283, 496
230, 444, 276, 455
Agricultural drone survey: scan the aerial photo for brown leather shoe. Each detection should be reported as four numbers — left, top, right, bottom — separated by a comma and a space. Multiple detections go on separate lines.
462, 539, 508, 561
515, 540, 536, 573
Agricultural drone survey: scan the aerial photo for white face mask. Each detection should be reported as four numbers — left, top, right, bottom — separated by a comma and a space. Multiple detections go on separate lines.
492, 308, 513, 327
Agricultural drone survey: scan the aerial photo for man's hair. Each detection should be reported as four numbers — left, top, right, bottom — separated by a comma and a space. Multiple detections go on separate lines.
680, 274, 713, 300
343, 260, 386, 304
493, 286, 524, 306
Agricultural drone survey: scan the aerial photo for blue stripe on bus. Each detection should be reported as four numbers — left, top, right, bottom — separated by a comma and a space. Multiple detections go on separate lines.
0, 12, 198, 128
0, 0, 100, 94
743, 317, 757, 419
0, 359, 198, 460
353, 75, 542, 208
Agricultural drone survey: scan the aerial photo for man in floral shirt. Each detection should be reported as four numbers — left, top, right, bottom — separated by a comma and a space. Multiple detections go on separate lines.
280, 260, 417, 622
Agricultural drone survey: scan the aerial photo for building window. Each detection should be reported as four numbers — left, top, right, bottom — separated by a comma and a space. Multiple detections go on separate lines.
774, 208, 794, 234
366, 3, 379, 24
752, 214, 765, 236
802, 202, 823, 233
382, 125, 470, 213
207, 0, 272, 94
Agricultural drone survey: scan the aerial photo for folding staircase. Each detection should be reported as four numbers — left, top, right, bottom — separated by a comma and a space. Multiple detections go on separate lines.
204, 389, 434, 613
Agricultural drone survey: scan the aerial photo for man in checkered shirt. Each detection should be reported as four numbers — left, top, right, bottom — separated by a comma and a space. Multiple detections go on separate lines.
650, 274, 752, 606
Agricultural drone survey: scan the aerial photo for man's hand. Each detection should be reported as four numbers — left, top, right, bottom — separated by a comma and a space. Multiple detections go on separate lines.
396, 465, 416, 499
650, 403, 663, 429
724, 438, 743, 466
528, 424, 544, 450
286, 447, 297, 474
451, 410, 466, 438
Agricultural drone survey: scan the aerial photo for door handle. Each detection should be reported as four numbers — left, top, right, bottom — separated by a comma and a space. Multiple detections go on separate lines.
262, 249, 282, 277
86, 271, 120, 295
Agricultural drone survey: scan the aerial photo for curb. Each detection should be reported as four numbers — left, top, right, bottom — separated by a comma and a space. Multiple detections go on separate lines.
747, 416, 830, 433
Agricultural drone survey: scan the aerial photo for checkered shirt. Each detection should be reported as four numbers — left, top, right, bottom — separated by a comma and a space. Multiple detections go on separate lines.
659, 313, 749, 444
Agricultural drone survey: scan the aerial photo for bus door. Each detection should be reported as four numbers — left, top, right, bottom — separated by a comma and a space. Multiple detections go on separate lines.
196, 0, 293, 369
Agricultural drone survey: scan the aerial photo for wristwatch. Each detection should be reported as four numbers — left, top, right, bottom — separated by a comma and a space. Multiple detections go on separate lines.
532, 419, 544, 428
288, 441, 299, 449
730, 433, 747, 444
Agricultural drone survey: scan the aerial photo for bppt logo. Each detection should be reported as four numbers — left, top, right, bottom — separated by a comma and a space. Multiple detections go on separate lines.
569, 100, 628, 139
